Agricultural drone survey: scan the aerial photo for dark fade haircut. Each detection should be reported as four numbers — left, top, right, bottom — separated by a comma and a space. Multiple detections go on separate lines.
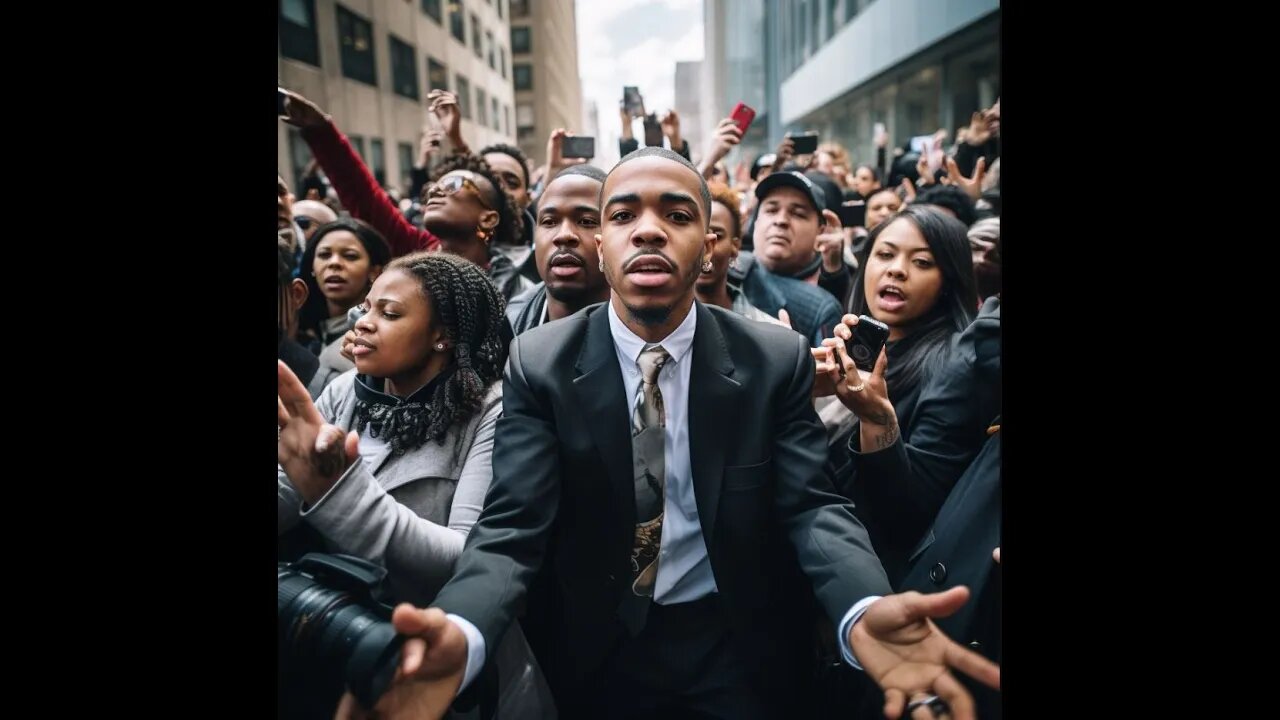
478, 143, 531, 188
429, 153, 523, 246
603, 146, 712, 228
538, 164, 607, 211
913, 184, 978, 227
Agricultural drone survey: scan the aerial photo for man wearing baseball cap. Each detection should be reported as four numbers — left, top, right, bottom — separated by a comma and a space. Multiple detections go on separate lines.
728, 170, 844, 346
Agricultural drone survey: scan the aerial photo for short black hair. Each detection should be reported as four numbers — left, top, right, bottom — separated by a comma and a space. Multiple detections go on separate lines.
478, 143, 531, 188
554, 164, 607, 183
913, 184, 978, 227
855, 164, 882, 183
605, 146, 712, 228
539, 165, 607, 212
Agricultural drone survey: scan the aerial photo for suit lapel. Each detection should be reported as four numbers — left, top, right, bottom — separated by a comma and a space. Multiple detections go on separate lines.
572, 305, 637, 531
688, 303, 741, 544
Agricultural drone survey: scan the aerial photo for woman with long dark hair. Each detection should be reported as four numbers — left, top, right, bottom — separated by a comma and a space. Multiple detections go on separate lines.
844, 204, 977, 434
818, 204, 977, 584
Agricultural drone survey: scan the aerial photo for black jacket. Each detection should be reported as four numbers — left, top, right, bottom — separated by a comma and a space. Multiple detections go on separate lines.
432, 301, 891, 716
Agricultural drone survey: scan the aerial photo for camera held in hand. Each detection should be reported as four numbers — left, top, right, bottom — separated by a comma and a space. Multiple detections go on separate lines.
278, 553, 404, 718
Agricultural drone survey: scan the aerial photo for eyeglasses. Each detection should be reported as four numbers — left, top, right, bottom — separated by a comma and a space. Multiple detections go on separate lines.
427, 174, 496, 210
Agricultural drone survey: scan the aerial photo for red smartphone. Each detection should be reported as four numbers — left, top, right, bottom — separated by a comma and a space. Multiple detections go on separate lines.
730, 102, 756, 135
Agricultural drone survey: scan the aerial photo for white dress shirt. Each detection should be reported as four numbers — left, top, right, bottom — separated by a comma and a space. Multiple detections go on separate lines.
451, 302, 880, 691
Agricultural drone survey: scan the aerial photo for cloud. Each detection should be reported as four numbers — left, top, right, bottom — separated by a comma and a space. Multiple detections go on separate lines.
575, 0, 703, 166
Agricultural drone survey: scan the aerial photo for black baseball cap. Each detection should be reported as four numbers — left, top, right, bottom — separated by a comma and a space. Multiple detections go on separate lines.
754, 170, 828, 214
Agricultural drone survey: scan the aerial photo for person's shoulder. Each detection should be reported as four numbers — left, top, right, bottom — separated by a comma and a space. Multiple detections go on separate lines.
508, 281, 541, 309
315, 368, 359, 415
771, 273, 842, 315
509, 301, 603, 368
705, 303, 805, 354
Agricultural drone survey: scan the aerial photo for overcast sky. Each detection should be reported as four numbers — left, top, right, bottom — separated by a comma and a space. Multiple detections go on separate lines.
575, 0, 704, 166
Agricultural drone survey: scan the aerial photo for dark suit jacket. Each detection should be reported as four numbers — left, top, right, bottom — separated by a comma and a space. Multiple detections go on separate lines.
434, 300, 891, 711
841, 297, 1001, 585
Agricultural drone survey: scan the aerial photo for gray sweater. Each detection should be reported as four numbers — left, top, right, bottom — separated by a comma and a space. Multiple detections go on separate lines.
277, 370, 502, 605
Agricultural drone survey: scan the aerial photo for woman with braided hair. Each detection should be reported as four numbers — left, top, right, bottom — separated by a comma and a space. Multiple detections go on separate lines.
279, 251, 507, 598
278, 251, 552, 717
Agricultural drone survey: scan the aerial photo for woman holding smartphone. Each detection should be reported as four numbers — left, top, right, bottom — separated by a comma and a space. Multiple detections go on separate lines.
815, 204, 977, 584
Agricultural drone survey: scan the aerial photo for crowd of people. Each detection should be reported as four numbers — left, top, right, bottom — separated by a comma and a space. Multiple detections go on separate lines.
278, 82, 1002, 719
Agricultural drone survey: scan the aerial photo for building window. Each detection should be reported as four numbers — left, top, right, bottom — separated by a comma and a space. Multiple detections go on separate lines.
280, 0, 320, 66
456, 75, 472, 119
516, 102, 535, 130
427, 57, 449, 92
471, 14, 483, 58
398, 142, 415, 190
511, 0, 528, 19
478, 88, 488, 126
486, 30, 496, 69
349, 135, 366, 159
504, 105, 511, 135
449, 1, 465, 43
514, 63, 533, 91
511, 26, 531, 54
422, 0, 441, 24
492, 97, 500, 131
499, 47, 507, 78
370, 139, 386, 187
390, 36, 420, 100
337, 5, 377, 86
497, 0, 504, 19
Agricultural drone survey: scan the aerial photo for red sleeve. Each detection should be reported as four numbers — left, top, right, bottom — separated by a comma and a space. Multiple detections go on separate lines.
300, 119, 440, 257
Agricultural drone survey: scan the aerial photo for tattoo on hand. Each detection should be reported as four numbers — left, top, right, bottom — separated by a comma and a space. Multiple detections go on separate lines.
872, 420, 899, 450
865, 409, 894, 426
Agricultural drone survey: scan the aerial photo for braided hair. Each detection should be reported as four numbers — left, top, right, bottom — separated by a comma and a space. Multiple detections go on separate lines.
428, 153, 523, 246
356, 252, 508, 452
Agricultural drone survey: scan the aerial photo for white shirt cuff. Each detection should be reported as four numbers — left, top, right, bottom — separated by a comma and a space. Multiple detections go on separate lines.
446, 613, 487, 692
837, 595, 883, 670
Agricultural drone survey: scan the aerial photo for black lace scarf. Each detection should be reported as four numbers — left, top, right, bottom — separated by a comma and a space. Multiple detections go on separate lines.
352, 369, 455, 456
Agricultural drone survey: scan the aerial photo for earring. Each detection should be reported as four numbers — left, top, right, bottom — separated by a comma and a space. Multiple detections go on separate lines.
730, 257, 741, 271
476, 229, 491, 244
435, 343, 446, 351
598, 256, 605, 272
702, 259, 713, 272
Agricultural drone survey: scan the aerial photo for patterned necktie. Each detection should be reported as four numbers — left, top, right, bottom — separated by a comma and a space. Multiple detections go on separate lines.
619, 344, 670, 634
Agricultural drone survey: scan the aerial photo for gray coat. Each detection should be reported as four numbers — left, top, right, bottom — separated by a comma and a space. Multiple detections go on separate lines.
277, 370, 501, 606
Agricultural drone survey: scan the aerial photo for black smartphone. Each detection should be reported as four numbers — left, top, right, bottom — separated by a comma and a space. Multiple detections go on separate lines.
623, 86, 644, 117
790, 132, 819, 155
643, 114, 663, 147
278, 88, 288, 117
847, 315, 890, 372
561, 136, 595, 159
836, 200, 866, 229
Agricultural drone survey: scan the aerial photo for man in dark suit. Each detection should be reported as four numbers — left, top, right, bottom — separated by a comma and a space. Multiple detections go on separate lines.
321, 147, 998, 720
